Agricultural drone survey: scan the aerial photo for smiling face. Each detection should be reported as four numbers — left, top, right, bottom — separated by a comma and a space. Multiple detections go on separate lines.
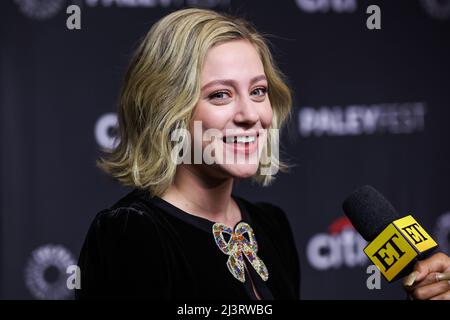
188, 39, 273, 180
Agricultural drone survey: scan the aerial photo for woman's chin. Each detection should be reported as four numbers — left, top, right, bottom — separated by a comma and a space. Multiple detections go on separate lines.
220, 163, 259, 179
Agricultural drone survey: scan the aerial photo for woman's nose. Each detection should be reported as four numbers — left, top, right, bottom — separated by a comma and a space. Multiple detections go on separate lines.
233, 96, 259, 125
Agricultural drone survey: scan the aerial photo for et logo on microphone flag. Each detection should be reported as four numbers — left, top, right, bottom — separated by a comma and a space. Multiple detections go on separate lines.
364, 215, 438, 282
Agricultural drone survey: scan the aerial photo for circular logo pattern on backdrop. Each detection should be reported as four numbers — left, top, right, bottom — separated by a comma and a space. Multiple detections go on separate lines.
15, 0, 66, 20
24, 244, 76, 300
95, 112, 119, 150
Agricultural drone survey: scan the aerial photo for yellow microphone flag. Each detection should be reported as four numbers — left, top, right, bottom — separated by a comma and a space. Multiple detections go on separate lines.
364, 215, 438, 282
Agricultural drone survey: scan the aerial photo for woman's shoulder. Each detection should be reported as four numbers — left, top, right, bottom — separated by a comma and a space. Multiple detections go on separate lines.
93, 188, 165, 224
83, 188, 170, 248
78, 189, 168, 268
77, 189, 168, 299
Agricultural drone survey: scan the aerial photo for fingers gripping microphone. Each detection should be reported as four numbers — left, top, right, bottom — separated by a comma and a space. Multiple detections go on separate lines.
343, 185, 438, 282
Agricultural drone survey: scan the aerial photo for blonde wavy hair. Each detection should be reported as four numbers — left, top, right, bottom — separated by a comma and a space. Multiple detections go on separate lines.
97, 8, 293, 197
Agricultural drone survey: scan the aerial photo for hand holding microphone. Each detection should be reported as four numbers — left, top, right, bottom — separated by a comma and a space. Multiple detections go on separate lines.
343, 185, 450, 300
402, 252, 450, 300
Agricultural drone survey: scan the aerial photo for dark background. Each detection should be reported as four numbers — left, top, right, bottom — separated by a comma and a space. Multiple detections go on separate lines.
1, 0, 449, 299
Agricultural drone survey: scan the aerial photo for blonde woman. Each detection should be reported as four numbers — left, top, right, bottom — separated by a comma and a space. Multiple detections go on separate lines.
77, 8, 299, 300
76, 8, 450, 300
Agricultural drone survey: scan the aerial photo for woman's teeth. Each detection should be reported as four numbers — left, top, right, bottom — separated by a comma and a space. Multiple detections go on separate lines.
224, 136, 256, 144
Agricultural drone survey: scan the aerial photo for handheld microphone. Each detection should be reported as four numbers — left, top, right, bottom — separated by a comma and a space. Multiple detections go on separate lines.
342, 185, 439, 282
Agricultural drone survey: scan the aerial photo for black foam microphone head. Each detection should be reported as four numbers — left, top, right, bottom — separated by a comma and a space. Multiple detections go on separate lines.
342, 185, 400, 242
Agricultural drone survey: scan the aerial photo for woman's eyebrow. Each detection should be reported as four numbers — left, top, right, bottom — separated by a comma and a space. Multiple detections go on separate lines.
201, 74, 267, 91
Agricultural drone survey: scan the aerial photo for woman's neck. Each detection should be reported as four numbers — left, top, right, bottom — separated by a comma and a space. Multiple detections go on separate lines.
161, 164, 241, 227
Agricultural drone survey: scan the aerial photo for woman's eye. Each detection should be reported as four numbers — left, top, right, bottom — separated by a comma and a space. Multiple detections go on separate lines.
208, 91, 230, 100
252, 87, 267, 97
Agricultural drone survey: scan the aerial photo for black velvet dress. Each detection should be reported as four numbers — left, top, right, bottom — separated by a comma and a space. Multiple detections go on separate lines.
75, 188, 300, 300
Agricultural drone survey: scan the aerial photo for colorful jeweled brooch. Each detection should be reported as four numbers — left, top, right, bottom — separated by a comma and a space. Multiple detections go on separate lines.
212, 222, 269, 283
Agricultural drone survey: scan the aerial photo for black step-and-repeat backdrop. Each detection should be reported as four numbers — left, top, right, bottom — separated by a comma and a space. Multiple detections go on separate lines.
1, 0, 449, 299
